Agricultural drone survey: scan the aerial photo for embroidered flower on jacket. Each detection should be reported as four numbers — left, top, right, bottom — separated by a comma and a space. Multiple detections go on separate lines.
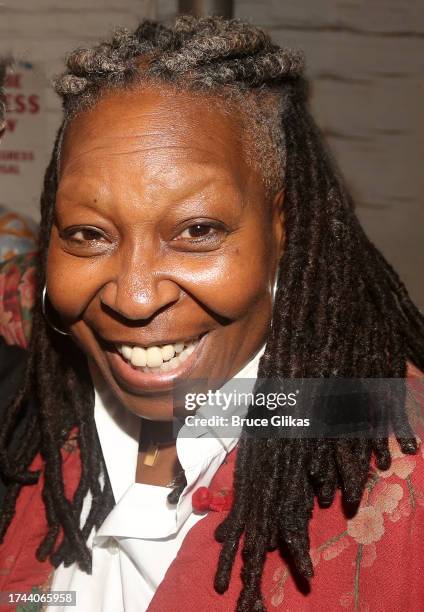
371, 480, 403, 515
346, 506, 385, 545
377, 436, 416, 480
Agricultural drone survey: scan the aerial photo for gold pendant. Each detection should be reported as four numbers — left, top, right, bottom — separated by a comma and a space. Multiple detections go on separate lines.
143, 443, 159, 467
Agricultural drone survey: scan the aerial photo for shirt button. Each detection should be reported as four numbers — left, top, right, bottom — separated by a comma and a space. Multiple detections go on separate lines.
107, 537, 120, 555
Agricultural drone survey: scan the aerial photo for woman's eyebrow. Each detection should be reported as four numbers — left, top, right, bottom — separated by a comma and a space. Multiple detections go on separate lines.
53, 201, 118, 228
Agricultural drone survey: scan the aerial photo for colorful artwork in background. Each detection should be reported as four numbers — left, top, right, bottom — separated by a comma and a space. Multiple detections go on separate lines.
0, 204, 38, 263
0, 250, 37, 348
0, 60, 48, 221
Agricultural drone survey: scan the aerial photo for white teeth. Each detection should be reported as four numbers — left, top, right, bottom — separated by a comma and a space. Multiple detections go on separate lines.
177, 343, 195, 363
146, 346, 163, 368
131, 347, 147, 367
178, 347, 191, 364
122, 346, 132, 360
184, 344, 195, 356
161, 345, 175, 361
116, 336, 203, 372
162, 355, 180, 371
160, 360, 173, 372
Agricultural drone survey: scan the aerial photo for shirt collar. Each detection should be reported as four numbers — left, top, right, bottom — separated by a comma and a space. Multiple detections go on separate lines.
94, 343, 265, 504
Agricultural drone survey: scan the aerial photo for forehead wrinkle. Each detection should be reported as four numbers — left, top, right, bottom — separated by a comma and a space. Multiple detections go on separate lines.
60, 134, 246, 192
61, 103, 245, 173
58, 159, 245, 209
59, 88, 265, 206
67, 126, 227, 143
63, 124, 238, 154
60, 132, 240, 179
64, 143, 231, 162
61, 150, 238, 180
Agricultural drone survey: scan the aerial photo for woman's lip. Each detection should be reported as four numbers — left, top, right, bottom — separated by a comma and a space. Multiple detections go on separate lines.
104, 332, 209, 394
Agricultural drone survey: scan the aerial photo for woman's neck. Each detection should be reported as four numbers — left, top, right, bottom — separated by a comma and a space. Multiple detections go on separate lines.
136, 419, 181, 487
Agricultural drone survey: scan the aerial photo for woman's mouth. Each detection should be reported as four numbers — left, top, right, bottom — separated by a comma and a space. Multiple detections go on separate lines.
104, 333, 208, 393
117, 338, 199, 372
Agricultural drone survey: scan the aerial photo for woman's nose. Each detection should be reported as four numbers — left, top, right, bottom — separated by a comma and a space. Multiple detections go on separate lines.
98, 252, 181, 321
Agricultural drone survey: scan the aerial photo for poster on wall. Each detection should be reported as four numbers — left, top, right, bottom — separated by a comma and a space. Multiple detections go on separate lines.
0, 60, 48, 222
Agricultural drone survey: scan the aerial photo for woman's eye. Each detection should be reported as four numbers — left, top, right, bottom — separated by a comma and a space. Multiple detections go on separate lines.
172, 222, 228, 251
179, 224, 215, 239
60, 227, 109, 252
68, 228, 102, 243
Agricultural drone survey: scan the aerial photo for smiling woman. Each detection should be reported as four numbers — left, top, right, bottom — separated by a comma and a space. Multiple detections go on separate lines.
48, 87, 282, 420
0, 15, 424, 612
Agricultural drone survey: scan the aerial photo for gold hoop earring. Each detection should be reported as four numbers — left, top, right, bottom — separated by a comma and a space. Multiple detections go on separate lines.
41, 286, 70, 336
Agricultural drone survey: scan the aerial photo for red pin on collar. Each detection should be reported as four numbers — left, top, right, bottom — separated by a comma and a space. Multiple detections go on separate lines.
192, 486, 234, 513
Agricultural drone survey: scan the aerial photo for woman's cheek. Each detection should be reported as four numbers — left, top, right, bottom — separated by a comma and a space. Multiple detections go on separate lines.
69, 319, 100, 357
170, 246, 271, 320
46, 248, 98, 321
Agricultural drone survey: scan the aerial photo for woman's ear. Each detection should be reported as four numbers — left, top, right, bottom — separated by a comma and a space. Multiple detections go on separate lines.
272, 188, 285, 258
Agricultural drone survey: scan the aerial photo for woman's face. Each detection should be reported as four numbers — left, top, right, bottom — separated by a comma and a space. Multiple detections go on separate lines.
47, 86, 284, 420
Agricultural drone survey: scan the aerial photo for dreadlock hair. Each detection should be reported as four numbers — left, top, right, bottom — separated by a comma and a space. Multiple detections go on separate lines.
1, 15, 423, 611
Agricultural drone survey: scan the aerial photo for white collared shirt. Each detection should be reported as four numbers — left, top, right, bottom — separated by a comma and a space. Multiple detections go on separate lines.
48, 345, 264, 612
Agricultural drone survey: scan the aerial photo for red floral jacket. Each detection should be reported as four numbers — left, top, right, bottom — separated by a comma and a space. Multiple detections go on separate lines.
1, 394, 424, 612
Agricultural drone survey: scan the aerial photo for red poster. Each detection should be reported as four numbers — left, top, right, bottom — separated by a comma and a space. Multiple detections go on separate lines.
0, 61, 47, 220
